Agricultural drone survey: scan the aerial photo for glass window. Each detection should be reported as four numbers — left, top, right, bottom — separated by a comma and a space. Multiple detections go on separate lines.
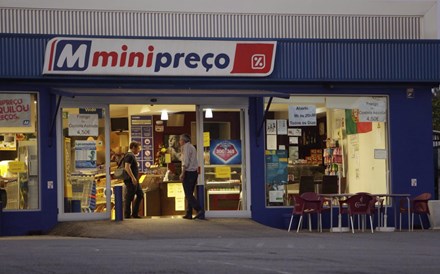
62, 107, 107, 213
0, 93, 39, 210
264, 96, 389, 207
198, 109, 247, 211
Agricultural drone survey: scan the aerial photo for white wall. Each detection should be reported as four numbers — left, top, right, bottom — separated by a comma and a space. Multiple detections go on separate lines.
0, 0, 435, 15
423, 2, 439, 38
328, 108, 387, 194
345, 123, 387, 194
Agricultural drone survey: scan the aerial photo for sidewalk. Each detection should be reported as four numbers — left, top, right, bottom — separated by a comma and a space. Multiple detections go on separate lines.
49, 218, 287, 240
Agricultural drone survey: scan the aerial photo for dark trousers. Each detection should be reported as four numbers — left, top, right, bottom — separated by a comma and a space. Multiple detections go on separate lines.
124, 181, 143, 217
182, 171, 202, 215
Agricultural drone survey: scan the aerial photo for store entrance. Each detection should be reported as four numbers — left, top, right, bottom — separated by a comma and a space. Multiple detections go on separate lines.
109, 104, 249, 218
58, 97, 250, 221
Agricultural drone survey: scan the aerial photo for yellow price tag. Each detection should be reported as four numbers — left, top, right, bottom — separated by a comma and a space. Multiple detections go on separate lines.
215, 166, 231, 179
203, 132, 210, 147
8, 161, 26, 173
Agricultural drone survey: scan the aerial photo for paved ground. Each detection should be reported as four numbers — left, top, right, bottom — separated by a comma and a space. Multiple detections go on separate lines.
1, 218, 440, 273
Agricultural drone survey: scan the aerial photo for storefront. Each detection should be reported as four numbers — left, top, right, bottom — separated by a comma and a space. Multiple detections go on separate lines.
0, 34, 438, 235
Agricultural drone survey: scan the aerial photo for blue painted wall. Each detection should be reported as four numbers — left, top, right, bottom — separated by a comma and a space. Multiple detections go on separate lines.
0, 34, 437, 235
0, 88, 58, 236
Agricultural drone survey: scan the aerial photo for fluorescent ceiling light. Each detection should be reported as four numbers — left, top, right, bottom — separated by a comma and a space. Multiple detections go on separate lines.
205, 108, 213, 118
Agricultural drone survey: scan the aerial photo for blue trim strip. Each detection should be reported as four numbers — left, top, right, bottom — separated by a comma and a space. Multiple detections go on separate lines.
1, 34, 440, 83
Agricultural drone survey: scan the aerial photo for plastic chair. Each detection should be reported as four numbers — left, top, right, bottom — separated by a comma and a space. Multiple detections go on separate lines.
301, 192, 330, 232
340, 193, 375, 233
287, 194, 322, 233
399, 192, 431, 231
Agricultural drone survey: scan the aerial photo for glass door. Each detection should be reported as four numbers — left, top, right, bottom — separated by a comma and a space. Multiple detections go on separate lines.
197, 105, 250, 217
57, 103, 111, 221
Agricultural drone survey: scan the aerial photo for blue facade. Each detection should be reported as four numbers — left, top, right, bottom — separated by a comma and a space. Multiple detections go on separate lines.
0, 34, 438, 235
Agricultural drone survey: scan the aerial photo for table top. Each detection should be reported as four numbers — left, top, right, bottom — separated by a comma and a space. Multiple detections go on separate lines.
319, 193, 410, 198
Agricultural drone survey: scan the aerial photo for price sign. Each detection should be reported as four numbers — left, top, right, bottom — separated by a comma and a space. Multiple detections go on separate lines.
8, 161, 26, 173
68, 114, 99, 136
358, 97, 387, 122
215, 166, 231, 179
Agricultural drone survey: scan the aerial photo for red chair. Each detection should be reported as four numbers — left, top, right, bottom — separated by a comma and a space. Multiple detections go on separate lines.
399, 192, 431, 231
287, 193, 323, 233
301, 192, 330, 232
338, 193, 380, 232
340, 193, 375, 233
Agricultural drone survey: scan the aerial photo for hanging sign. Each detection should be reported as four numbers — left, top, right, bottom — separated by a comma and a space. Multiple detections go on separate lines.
288, 105, 316, 126
68, 114, 99, 136
0, 94, 31, 127
358, 97, 387, 122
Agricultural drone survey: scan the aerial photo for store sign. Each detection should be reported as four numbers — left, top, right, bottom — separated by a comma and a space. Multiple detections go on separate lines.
358, 97, 387, 122
0, 94, 31, 127
210, 140, 242, 165
43, 38, 276, 77
68, 114, 99, 136
288, 105, 316, 126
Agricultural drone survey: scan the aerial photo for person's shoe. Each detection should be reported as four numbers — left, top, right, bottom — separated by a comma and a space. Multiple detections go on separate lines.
194, 210, 205, 220
132, 215, 141, 219
182, 215, 193, 220
125, 215, 131, 219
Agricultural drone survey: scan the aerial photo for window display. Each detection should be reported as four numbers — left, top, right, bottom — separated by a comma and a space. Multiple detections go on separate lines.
264, 96, 389, 207
62, 107, 109, 214
0, 93, 39, 210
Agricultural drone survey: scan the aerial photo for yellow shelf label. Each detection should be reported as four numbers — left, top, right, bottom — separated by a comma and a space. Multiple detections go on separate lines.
8, 161, 26, 173
215, 166, 231, 179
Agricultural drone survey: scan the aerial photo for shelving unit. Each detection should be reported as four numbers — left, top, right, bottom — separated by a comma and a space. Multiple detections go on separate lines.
204, 165, 241, 210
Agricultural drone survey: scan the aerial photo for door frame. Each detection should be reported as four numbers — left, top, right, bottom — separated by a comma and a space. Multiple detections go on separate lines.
56, 98, 111, 221
197, 104, 251, 218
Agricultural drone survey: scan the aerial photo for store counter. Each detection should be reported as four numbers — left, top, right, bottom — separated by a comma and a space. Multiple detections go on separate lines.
142, 178, 186, 217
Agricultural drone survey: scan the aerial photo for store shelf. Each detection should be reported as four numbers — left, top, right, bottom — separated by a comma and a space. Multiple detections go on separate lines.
208, 190, 240, 194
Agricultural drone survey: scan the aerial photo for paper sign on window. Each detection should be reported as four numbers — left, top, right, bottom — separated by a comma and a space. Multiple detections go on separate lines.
215, 166, 231, 179
288, 105, 316, 126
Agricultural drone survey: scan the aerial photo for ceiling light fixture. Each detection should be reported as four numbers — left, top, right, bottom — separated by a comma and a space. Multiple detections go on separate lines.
205, 108, 213, 119
161, 110, 169, 120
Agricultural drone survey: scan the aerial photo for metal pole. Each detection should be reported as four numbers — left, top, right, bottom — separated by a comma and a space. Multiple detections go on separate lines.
114, 186, 123, 221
